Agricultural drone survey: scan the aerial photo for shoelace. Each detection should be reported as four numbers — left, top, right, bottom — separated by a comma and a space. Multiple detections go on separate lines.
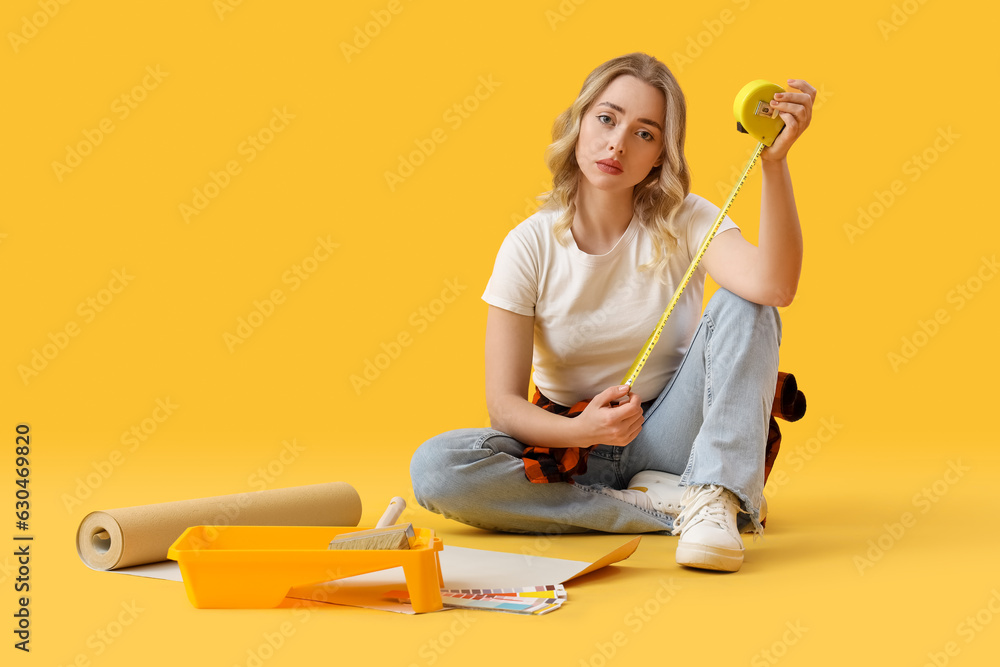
671, 484, 733, 536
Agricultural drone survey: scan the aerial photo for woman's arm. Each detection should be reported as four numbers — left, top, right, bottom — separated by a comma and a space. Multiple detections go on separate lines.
754, 79, 814, 306
484, 305, 644, 448
757, 157, 802, 307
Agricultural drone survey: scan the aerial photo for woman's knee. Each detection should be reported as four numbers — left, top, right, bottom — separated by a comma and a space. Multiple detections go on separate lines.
409, 428, 486, 507
707, 287, 782, 344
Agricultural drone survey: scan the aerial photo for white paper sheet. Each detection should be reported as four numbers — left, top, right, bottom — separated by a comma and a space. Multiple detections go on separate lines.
102, 560, 183, 581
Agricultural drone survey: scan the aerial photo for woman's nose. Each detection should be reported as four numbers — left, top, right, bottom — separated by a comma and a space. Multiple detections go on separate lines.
607, 129, 625, 152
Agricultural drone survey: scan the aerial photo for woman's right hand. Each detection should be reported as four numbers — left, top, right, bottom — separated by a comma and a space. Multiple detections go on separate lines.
485, 305, 645, 450
574, 385, 644, 448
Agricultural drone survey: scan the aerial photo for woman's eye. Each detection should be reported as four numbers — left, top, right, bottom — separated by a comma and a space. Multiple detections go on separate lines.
596, 115, 653, 141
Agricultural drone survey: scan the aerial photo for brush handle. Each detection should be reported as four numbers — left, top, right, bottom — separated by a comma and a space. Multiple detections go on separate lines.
374, 496, 407, 529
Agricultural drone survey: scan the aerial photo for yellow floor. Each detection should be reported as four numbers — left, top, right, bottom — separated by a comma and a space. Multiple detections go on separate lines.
44, 437, 998, 667
6, 1, 998, 664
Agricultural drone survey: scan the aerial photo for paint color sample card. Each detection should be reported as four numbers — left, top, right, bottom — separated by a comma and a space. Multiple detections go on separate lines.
446, 584, 568, 600
387, 585, 567, 615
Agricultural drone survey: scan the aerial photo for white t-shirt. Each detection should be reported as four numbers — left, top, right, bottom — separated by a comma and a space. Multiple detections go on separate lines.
481, 192, 740, 407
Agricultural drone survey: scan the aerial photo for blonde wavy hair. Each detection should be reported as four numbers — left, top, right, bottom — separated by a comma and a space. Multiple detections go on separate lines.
537, 52, 691, 284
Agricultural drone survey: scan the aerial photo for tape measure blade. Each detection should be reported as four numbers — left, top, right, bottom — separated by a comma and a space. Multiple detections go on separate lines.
620, 329, 657, 385
620, 141, 765, 388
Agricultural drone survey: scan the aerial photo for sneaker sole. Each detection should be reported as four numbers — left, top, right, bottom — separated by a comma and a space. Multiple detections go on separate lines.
675, 543, 744, 572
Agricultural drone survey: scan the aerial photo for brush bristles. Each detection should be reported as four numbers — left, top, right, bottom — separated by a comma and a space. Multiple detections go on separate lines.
328, 523, 414, 550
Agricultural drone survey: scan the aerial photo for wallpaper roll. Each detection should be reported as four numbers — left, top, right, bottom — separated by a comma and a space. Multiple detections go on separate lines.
76, 482, 362, 570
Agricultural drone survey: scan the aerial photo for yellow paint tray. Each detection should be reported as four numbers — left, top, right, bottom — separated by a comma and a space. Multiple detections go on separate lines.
167, 525, 444, 612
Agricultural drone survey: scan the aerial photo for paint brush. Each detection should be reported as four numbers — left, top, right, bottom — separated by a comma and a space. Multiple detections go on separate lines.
328, 496, 415, 550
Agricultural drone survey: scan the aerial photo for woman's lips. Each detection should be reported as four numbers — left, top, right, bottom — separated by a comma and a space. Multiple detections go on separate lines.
596, 161, 623, 174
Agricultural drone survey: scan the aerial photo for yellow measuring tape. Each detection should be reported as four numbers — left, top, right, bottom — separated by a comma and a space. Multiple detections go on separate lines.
618, 79, 786, 389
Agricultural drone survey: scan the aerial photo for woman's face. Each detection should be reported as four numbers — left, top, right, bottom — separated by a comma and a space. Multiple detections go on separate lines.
575, 74, 665, 192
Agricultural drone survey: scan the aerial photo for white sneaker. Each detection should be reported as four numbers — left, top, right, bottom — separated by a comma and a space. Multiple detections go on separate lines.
626, 470, 684, 516
595, 486, 655, 512
672, 484, 745, 572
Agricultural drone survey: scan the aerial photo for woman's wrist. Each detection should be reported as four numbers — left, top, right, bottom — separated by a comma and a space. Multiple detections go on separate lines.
760, 154, 788, 168
493, 395, 591, 449
562, 414, 592, 449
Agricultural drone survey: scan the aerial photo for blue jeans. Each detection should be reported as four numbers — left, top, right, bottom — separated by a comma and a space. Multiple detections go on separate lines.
409, 287, 782, 537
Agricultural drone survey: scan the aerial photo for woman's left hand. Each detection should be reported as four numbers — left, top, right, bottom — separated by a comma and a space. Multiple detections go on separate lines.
761, 78, 815, 162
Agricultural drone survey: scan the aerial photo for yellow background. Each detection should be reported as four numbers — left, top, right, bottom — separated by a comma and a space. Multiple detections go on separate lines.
3, 0, 999, 664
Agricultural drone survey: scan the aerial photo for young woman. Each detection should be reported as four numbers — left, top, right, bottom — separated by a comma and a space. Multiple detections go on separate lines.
410, 52, 813, 572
